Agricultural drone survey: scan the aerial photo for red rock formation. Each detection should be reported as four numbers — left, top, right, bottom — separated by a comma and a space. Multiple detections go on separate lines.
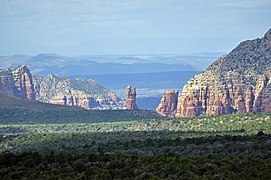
51, 92, 121, 109
34, 74, 124, 109
175, 73, 271, 117
0, 70, 14, 95
97, 92, 121, 106
0, 65, 35, 100
50, 92, 99, 109
125, 85, 138, 110
156, 90, 178, 116
12, 65, 35, 100
159, 28, 271, 117
178, 29, 271, 117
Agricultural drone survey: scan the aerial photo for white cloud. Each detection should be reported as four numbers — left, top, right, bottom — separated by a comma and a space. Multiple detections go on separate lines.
0, 0, 145, 17
220, 0, 271, 8
0, 0, 270, 55
0, 0, 150, 31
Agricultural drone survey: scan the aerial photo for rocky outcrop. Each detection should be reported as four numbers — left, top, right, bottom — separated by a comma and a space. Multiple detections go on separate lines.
156, 90, 178, 116
50, 93, 99, 109
33, 74, 124, 109
0, 65, 35, 100
12, 65, 35, 100
0, 70, 14, 95
174, 28, 271, 117
125, 85, 138, 110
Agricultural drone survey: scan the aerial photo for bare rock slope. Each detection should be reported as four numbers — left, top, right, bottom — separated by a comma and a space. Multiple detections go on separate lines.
157, 28, 271, 117
33, 74, 123, 109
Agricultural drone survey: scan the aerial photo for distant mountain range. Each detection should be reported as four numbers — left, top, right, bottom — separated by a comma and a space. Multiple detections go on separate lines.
0, 53, 221, 76
0, 53, 221, 110
75, 71, 200, 90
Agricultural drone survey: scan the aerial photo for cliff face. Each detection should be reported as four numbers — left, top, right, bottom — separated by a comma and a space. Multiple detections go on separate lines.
174, 28, 271, 117
125, 85, 138, 110
156, 90, 178, 116
0, 70, 14, 95
50, 93, 99, 109
0, 65, 35, 100
33, 74, 123, 109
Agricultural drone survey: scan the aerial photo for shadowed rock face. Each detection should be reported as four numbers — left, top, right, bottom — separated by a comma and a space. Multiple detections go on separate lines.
125, 85, 138, 110
156, 90, 178, 116
0, 65, 35, 100
175, 28, 271, 117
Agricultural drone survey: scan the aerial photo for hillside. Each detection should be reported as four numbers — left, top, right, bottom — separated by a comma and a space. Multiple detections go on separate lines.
33, 74, 123, 109
157, 28, 271, 117
0, 93, 69, 110
0, 93, 162, 124
0, 65, 124, 110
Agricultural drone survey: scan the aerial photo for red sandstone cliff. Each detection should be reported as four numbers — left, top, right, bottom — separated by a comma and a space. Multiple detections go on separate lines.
0, 65, 35, 100
156, 90, 178, 116
125, 85, 138, 110
176, 28, 271, 117
50, 92, 99, 109
156, 28, 271, 117
50, 93, 121, 109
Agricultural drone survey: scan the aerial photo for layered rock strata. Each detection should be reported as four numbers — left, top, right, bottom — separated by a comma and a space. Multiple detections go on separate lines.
176, 28, 271, 117
48, 90, 100, 108
0, 65, 124, 109
0, 65, 35, 100
125, 85, 138, 110
33, 74, 123, 109
156, 90, 178, 116
156, 28, 271, 117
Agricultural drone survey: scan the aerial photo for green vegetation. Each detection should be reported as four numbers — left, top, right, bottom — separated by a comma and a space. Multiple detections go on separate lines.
1, 111, 270, 134
0, 108, 162, 124
0, 111, 271, 179
1, 152, 271, 179
0, 93, 163, 124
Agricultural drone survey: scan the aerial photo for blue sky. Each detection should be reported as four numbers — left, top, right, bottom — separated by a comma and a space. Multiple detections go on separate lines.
0, 0, 271, 55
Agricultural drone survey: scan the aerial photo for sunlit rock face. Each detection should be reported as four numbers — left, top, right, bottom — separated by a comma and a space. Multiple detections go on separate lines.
0, 65, 35, 100
50, 93, 99, 109
156, 90, 178, 116
125, 85, 138, 110
175, 28, 271, 117
33, 74, 123, 109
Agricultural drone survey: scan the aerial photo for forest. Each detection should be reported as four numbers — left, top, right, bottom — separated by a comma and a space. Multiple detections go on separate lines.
0, 111, 271, 179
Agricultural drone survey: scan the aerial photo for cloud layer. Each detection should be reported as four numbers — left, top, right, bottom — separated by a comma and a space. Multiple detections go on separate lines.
0, 0, 270, 55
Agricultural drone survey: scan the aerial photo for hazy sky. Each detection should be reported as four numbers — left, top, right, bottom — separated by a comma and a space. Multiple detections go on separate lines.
1, 0, 271, 55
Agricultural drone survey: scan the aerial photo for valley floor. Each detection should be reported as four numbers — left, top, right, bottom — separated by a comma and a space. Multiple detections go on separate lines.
0, 112, 271, 179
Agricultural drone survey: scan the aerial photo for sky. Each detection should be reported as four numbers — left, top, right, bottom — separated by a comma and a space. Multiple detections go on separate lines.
0, 0, 271, 55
